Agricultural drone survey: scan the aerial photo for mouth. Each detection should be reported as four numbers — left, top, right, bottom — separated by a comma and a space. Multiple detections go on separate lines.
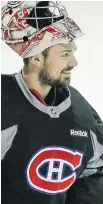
61, 70, 71, 75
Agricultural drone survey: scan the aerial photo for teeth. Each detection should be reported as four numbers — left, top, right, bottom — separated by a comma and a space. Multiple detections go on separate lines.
63, 71, 70, 74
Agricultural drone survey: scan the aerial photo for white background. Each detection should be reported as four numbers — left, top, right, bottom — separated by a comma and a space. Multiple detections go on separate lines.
1, 1, 103, 120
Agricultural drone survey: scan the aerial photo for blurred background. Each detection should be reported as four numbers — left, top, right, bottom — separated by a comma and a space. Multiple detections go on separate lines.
1, 1, 103, 120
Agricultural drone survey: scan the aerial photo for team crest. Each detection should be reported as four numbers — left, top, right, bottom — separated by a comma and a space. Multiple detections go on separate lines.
26, 146, 83, 194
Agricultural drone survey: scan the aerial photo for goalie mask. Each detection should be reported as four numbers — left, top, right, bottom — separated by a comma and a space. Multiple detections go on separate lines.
1, 1, 83, 58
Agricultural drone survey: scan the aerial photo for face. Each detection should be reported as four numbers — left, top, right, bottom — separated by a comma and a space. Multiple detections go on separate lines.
38, 41, 78, 87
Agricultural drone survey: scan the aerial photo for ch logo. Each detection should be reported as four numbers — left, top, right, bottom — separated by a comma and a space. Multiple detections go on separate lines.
26, 146, 83, 194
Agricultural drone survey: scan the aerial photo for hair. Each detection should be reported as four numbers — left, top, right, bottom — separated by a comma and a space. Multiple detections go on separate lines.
23, 57, 29, 67
23, 47, 50, 73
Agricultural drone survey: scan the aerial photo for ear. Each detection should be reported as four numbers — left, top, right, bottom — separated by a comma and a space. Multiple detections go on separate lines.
30, 53, 44, 68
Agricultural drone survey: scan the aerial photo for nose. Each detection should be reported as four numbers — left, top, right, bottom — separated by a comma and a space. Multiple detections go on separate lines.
67, 55, 78, 68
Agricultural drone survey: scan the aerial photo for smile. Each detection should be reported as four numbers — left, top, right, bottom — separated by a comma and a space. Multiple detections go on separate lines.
62, 70, 71, 75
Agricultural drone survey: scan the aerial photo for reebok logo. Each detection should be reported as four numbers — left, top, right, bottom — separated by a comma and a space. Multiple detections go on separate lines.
70, 130, 88, 137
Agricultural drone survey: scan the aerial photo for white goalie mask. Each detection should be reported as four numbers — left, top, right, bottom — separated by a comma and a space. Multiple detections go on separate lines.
1, 1, 84, 58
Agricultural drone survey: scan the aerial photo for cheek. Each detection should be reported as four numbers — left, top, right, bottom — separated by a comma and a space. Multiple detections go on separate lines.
45, 60, 58, 76
54, 59, 67, 71
46, 58, 67, 77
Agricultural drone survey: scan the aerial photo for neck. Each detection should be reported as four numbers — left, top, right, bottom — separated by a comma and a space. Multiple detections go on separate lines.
21, 69, 51, 99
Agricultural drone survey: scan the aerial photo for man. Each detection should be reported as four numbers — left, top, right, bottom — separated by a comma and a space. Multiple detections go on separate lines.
1, 1, 103, 204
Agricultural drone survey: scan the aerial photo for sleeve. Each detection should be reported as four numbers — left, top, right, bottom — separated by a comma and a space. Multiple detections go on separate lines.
66, 86, 103, 204
65, 105, 103, 204
69, 85, 103, 176
80, 105, 103, 178
1, 74, 18, 160
1, 125, 18, 160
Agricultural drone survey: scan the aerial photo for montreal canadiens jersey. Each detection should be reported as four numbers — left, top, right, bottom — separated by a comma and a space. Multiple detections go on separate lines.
1, 71, 103, 204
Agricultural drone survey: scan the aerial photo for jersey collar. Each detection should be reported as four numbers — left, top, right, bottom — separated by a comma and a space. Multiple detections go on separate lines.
15, 71, 71, 118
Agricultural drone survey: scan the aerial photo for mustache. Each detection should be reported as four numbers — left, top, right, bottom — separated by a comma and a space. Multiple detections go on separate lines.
62, 67, 73, 72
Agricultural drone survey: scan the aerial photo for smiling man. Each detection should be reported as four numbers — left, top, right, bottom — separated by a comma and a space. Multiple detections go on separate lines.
22, 41, 77, 101
1, 1, 103, 204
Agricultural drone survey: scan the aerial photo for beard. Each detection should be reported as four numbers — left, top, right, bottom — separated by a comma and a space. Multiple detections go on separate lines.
38, 68, 71, 88
38, 68, 56, 86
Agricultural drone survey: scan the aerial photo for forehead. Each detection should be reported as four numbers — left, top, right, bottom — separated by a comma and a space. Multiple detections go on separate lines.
49, 41, 77, 55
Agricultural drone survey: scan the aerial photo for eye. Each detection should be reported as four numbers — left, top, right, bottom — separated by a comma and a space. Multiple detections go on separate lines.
62, 53, 70, 57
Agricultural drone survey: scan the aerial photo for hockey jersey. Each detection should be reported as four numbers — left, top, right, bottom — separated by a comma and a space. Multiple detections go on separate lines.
1, 71, 103, 204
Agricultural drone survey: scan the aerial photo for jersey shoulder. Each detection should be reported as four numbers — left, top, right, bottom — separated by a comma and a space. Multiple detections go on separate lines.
69, 85, 103, 133
1, 74, 16, 95
1, 74, 22, 130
